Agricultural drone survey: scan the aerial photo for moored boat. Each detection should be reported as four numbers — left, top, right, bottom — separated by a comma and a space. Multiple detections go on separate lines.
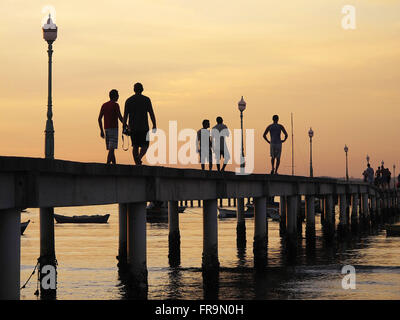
385, 224, 400, 237
218, 207, 280, 220
54, 213, 110, 223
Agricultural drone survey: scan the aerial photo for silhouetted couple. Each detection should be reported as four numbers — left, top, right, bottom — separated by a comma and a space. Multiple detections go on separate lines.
98, 83, 156, 165
197, 117, 230, 171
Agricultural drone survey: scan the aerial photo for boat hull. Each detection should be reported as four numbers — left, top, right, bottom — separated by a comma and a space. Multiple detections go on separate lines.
54, 214, 110, 223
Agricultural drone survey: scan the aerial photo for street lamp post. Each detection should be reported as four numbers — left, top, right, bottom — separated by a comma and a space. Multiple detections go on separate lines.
40, 14, 58, 299
43, 14, 57, 159
238, 96, 246, 173
344, 145, 349, 181
394, 165, 396, 189
308, 128, 314, 177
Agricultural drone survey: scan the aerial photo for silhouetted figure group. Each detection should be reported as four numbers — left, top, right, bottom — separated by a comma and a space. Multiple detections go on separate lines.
196, 117, 230, 171
373, 164, 392, 189
98, 83, 156, 165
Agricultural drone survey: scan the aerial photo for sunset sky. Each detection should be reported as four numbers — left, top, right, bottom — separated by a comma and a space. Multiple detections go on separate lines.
0, 0, 399, 177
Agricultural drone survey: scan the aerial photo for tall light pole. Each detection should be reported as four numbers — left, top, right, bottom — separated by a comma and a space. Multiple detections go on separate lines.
394, 165, 396, 189
43, 14, 57, 159
344, 145, 349, 181
40, 14, 58, 299
238, 96, 246, 173
308, 127, 314, 177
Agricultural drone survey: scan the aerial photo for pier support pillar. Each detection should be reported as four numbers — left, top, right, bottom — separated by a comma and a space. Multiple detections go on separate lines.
297, 196, 303, 236
253, 196, 267, 269
351, 194, 359, 225
279, 196, 287, 236
361, 193, 369, 221
117, 204, 128, 268
168, 200, 181, 267
236, 198, 246, 247
0, 209, 20, 300
338, 194, 348, 234
324, 195, 334, 237
39, 207, 57, 299
371, 197, 377, 222
127, 202, 148, 295
305, 195, 315, 238
286, 196, 298, 242
202, 199, 219, 272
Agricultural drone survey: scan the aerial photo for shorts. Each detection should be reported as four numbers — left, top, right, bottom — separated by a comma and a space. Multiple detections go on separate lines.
199, 149, 213, 164
270, 143, 282, 159
214, 146, 231, 164
131, 130, 150, 148
105, 128, 118, 150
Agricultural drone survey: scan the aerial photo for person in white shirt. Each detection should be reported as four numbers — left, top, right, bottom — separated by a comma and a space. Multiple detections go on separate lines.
196, 119, 213, 171
211, 117, 230, 172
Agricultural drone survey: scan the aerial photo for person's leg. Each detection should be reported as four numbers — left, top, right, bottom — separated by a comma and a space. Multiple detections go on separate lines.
209, 152, 213, 171
275, 156, 281, 174
201, 164, 205, 170
221, 161, 227, 171
138, 145, 148, 164
132, 146, 140, 165
108, 149, 116, 164
270, 157, 275, 174
106, 149, 112, 164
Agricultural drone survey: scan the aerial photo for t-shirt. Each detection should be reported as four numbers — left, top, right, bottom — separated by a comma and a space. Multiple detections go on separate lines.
124, 94, 153, 131
366, 167, 374, 183
101, 101, 121, 129
197, 128, 211, 151
211, 123, 229, 151
268, 123, 284, 145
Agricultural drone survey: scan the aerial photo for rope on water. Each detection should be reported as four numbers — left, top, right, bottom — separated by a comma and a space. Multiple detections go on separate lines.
20, 260, 39, 290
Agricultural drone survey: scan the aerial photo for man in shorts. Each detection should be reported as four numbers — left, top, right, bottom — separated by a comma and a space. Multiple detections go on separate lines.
98, 89, 123, 164
123, 83, 157, 165
263, 115, 288, 174
197, 119, 213, 171
211, 116, 230, 171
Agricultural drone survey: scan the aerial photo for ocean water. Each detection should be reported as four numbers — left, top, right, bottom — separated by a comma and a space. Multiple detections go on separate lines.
19, 203, 400, 300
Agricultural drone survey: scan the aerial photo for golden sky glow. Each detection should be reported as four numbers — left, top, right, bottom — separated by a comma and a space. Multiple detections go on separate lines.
0, 0, 399, 177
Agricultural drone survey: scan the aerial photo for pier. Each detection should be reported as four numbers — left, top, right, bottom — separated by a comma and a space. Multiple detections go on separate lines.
0, 156, 399, 299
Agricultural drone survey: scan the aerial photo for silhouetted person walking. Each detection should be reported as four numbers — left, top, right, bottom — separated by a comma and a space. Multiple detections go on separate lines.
263, 115, 288, 174
211, 116, 230, 171
197, 119, 213, 171
365, 163, 374, 184
123, 83, 157, 165
98, 89, 123, 164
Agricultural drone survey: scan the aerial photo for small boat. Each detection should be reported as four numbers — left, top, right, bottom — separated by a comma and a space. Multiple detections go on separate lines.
385, 224, 400, 237
178, 206, 186, 213
54, 213, 110, 223
218, 207, 280, 220
21, 220, 30, 235
147, 202, 186, 216
218, 208, 239, 219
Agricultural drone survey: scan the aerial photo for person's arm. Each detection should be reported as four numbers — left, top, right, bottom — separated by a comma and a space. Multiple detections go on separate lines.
148, 99, 157, 132
263, 126, 270, 144
123, 100, 129, 132
281, 125, 288, 143
196, 130, 201, 153
117, 103, 123, 123
98, 107, 105, 139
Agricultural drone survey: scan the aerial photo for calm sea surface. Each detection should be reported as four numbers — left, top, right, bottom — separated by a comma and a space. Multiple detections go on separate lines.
20, 203, 400, 300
